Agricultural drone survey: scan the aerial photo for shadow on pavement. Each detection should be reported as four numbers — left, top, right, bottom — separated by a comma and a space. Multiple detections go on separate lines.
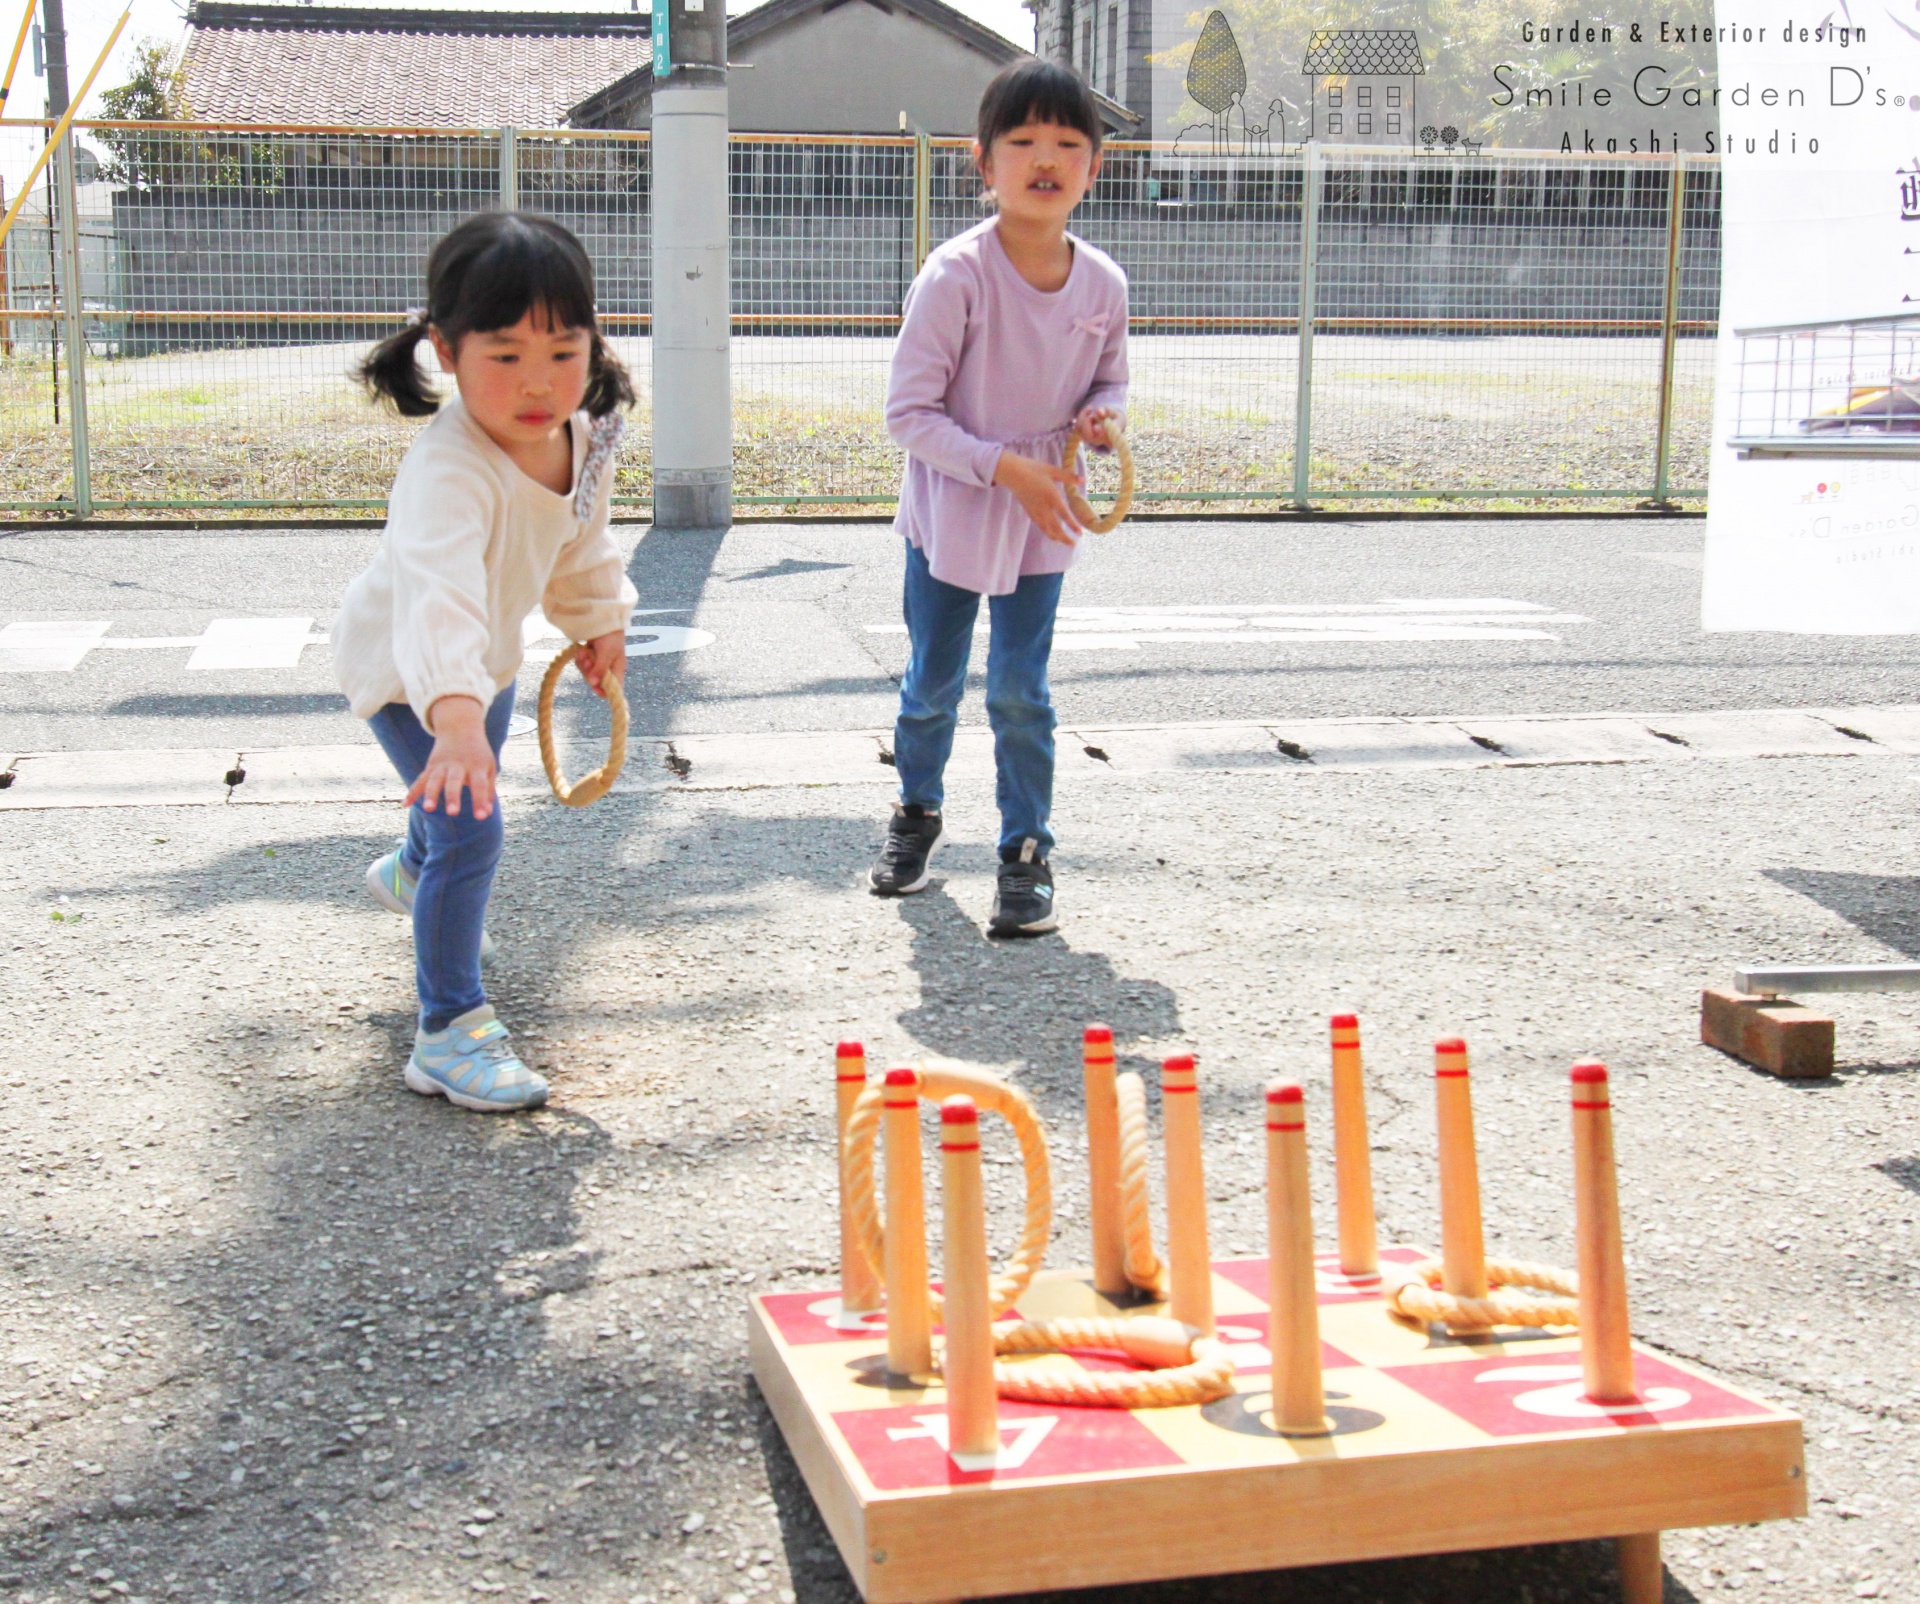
1762, 869, 1920, 960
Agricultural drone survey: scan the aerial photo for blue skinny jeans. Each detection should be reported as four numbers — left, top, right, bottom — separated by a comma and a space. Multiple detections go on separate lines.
892, 539, 1063, 860
367, 685, 515, 1032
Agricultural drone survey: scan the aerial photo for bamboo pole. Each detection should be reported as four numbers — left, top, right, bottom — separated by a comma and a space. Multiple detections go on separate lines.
0, 0, 36, 113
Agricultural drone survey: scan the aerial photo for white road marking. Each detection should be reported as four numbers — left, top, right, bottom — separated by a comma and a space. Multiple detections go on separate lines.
187, 617, 317, 671
865, 599, 1591, 650
523, 610, 716, 659
0, 609, 713, 674
0, 621, 111, 671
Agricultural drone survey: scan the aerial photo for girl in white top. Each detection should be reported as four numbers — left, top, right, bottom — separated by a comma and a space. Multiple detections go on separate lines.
333, 211, 636, 1113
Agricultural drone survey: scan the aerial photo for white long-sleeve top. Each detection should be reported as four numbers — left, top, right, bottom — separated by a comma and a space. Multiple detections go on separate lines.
332, 395, 636, 730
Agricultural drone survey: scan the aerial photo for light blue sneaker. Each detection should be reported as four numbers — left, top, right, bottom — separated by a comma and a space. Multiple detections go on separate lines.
365, 847, 495, 964
406, 1005, 548, 1113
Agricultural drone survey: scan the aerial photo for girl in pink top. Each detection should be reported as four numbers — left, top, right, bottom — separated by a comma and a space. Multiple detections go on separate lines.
869, 59, 1128, 937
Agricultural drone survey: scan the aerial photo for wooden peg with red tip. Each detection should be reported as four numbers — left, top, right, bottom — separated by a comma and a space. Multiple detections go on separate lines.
1082, 1023, 1127, 1297
882, 1067, 932, 1378
834, 1041, 881, 1314
1571, 1062, 1635, 1403
1265, 1080, 1331, 1436
1573, 1062, 1662, 1602
1160, 1054, 1214, 1334
1329, 1014, 1378, 1281
938, 1096, 998, 1461
1433, 1038, 1490, 1313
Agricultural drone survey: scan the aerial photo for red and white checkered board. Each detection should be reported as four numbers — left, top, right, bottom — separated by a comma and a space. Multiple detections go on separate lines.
749, 1250, 1805, 1604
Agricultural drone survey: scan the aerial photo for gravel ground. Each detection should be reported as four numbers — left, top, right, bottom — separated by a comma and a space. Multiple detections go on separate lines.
2, 756, 1917, 1604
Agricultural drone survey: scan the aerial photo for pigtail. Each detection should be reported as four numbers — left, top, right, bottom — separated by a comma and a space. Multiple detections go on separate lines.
582, 329, 636, 417
357, 315, 440, 417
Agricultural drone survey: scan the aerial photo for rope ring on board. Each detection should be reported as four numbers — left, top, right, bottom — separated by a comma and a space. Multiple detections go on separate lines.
989, 1315, 1235, 1409
1386, 1257, 1579, 1329
537, 647, 628, 807
1061, 418, 1134, 534
841, 1065, 1053, 1320
1114, 1070, 1170, 1299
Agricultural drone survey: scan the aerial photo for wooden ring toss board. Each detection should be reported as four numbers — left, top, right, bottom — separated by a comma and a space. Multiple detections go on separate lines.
536, 647, 628, 806
749, 1247, 1804, 1603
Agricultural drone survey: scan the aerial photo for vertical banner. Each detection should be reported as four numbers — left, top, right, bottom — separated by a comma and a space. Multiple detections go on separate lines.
1702, 2, 1920, 632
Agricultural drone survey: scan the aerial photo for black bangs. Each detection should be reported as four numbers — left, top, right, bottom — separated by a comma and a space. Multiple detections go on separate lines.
977, 58, 1104, 151
431, 213, 599, 343
357, 210, 636, 417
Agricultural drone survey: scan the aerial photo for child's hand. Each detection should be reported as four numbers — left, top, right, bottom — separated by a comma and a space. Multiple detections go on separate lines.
575, 629, 627, 698
410, 695, 496, 820
1074, 406, 1121, 452
993, 450, 1083, 546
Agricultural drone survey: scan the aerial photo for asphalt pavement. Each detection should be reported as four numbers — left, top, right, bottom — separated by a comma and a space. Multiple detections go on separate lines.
3, 514, 1920, 1604
6, 516, 1920, 756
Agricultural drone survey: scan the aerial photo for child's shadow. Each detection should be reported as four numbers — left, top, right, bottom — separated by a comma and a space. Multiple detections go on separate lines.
888, 881, 1181, 1106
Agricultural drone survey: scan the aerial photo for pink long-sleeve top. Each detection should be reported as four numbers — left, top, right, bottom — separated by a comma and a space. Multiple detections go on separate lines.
886, 216, 1129, 596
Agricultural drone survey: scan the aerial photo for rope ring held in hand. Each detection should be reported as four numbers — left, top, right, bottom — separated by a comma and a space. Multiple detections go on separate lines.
1114, 1071, 1170, 1299
537, 647, 628, 807
1061, 419, 1134, 534
1386, 1257, 1579, 1330
990, 1316, 1235, 1409
842, 1065, 1053, 1320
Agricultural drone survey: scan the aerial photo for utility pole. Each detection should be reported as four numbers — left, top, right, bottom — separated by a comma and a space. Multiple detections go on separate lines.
649, 0, 730, 529
41, 0, 90, 516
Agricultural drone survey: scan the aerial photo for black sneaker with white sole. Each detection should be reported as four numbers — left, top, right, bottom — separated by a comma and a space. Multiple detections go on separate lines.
869, 804, 945, 895
988, 838, 1057, 936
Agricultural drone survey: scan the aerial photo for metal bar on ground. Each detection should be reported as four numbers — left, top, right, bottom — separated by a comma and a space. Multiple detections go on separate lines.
1734, 964, 1920, 996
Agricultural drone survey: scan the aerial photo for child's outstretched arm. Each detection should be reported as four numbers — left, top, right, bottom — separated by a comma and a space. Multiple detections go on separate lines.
407, 694, 496, 819
388, 466, 504, 814
887, 262, 1084, 543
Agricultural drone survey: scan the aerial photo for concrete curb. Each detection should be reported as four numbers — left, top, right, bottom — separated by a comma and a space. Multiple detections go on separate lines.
4, 703, 1916, 810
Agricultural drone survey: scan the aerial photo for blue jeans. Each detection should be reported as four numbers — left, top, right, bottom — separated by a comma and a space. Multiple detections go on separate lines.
893, 540, 1062, 859
367, 685, 515, 1032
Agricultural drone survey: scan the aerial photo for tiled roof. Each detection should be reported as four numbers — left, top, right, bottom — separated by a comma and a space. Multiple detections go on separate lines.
180, 6, 649, 128
1301, 29, 1425, 77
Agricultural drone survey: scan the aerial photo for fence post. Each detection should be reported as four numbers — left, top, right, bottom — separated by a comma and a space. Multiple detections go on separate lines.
1291, 140, 1320, 512
53, 123, 90, 519
499, 126, 518, 211
1649, 149, 1686, 507
912, 128, 931, 272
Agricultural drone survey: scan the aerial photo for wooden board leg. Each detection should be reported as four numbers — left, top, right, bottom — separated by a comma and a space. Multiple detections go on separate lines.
1617, 1531, 1663, 1603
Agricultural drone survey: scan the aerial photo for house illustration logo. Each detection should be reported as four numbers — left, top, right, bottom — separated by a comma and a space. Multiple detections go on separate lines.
1303, 29, 1425, 147
1175, 9, 1285, 157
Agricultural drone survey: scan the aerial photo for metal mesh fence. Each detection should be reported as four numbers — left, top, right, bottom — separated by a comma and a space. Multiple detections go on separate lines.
0, 119, 1721, 518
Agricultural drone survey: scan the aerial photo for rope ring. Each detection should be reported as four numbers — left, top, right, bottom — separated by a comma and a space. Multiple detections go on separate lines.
842, 1065, 1052, 1320
1115, 1071, 1169, 1299
1061, 420, 1134, 534
537, 647, 628, 807
1387, 1257, 1579, 1329
989, 1316, 1235, 1409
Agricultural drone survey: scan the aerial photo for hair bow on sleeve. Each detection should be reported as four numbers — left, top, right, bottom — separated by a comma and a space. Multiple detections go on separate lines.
1071, 313, 1111, 337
